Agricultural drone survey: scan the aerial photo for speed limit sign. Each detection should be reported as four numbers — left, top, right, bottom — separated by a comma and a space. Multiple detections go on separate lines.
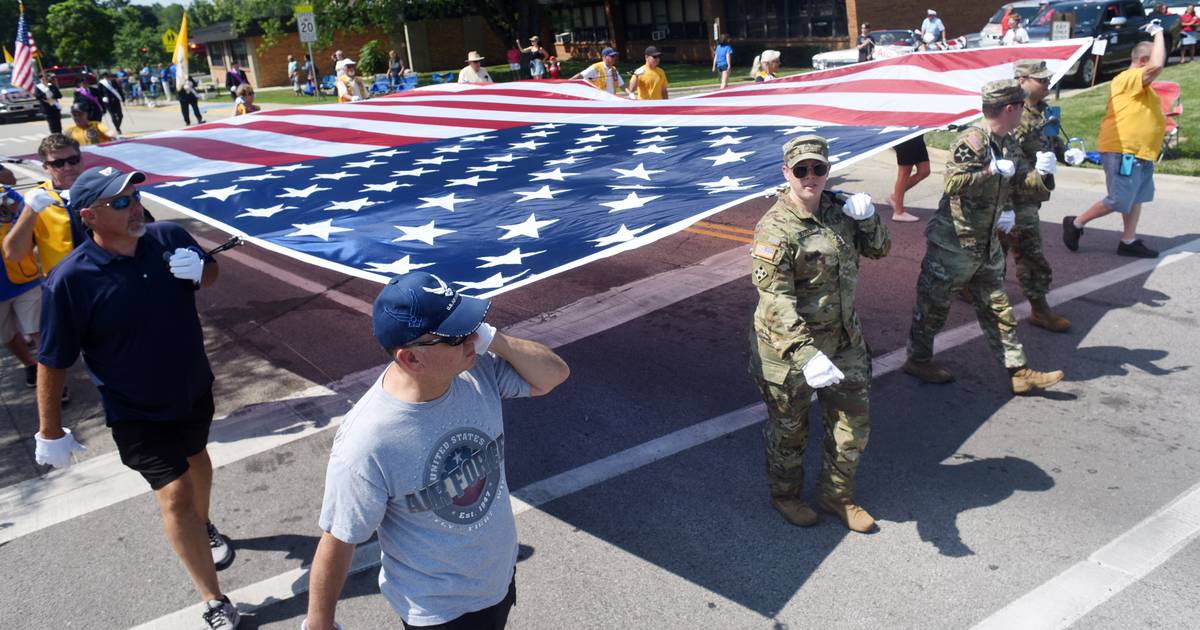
295, 5, 318, 43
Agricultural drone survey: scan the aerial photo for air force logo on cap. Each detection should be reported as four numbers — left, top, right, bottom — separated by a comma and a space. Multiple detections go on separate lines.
372, 272, 491, 348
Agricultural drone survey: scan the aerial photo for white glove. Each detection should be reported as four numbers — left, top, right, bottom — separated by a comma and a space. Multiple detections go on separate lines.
1064, 147, 1086, 166
474, 322, 496, 354
988, 159, 1015, 178
997, 209, 1016, 233
351, 96, 363, 102
841, 192, 876, 220
300, 620, 343, 630
1143, 19, 1164, 36
34, 427, 87, 468
25, 187, 57, 213
1035, 151, 1057, 176
802, 351, 845, 389
168, 247, 204, 285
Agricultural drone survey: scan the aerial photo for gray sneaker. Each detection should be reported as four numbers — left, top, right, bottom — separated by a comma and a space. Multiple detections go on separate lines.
202, 597, 239, 630
207, 521, 234, 569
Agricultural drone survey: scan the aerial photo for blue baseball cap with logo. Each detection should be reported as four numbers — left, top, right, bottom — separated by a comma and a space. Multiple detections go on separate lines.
68, 166, 146, 212
601, 47, 618, 57
373, 272, 491, 348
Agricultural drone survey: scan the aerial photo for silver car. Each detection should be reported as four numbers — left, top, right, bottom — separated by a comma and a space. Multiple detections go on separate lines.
0, 65, 42, 124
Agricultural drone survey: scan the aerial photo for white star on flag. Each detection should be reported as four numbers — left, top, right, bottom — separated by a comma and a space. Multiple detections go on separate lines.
565, 144, 603, 155
445, 175, 497, 187
236, 204, 296, 218
485, 154, 526, 163
235, 173, 283, 182
477, 247, 546, 268
581, 125, 615, 132
498, 213, 558, 239
522, 130, 557, 138
361, 181, 413, 193
613, 163, 664, 181
703, 148, 754, 166
365, 255, 434, 275
367, 149, 408, 158
639, 126, 676, 134
269, 164, 313, 172
194, 185, 249, 202
529, 168, 579, 182
278, 184, 332, 199
512, 185, 565, 202
703, 126, 745, 135
509, 140, 547, 150
392, 167, 435, 177
829, 151, 850, 163
467, 164, 512, 173
460, 134, 497, 142
879, 126, 913, 134
417, 192, 473, 211
434, 145, 467, 154
415, 156, 457, 165
575, 133, 613, 144
286, 219, 352, 241
532, 123, 564, 129
453, 270, 530, 292
591, 224, 654, 247
635, 135, 675, 144
313, 172, 358, 181
706, 135, 750, 147
158, 178, 207, 188
326, 197, 377, 212
698, 176, 756, 193
343, 159, 385, 169
780, 125, 817, 134
601, 191, 663, 212
631, 144, 673, 156
393, 220, 456, 245
546, 156, 587, 166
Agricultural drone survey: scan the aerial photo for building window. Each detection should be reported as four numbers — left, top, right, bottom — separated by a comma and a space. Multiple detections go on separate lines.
229, 39, 250, 67
725, 0, 848, 39
553, 3, 609, 42
626, 0, 704, 40
207, 41, 225, 67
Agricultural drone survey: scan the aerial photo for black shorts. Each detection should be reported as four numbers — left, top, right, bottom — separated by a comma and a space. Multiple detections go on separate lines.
403, 571, 516, 630
111, 390, 215, 490
895, 135, 930, 166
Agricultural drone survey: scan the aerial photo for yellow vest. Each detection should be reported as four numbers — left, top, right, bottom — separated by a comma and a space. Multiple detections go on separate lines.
32, 182, 76, 274
587, 61, 619, 93
337, 75, 366, 103
0, 197, 40, 285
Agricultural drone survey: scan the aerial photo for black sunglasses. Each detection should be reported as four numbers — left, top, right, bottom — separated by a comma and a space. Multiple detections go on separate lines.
792, 163, 829, 179
407, 333, 471, 348
100, 190, 141, 210
45, 154, 82, 168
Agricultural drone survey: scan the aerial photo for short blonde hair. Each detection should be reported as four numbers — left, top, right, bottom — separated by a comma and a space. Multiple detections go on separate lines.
236, 83, 255, 97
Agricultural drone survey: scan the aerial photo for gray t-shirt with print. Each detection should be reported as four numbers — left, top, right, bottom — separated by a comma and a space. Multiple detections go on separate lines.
319, 353, 531, 625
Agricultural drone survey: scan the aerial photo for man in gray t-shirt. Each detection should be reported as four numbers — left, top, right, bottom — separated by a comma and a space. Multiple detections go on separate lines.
305, 272, 570, 630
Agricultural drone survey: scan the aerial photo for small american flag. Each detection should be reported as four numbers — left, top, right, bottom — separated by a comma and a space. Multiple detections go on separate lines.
11, 2, 35, 92
83, 40, 1091, 297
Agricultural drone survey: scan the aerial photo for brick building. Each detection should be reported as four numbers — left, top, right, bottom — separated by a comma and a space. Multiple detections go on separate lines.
549, 0, 1001, 66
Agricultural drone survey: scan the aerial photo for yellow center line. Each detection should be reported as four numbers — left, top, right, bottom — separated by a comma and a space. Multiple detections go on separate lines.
693, 220, 756, 236
684, 227, 754, 244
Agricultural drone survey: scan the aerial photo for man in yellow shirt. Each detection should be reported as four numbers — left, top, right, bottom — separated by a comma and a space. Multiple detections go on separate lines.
65, 102, 115, 146
571, 47, 624, 95
335, 58, 369, 103
628, 46, 668, 100
1063, 26, 1166, 258
3, 134, 87, 276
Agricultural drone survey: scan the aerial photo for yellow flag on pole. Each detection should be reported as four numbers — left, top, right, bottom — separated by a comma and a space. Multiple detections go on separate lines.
173, 11, 189, 91
3, 46, 13, 64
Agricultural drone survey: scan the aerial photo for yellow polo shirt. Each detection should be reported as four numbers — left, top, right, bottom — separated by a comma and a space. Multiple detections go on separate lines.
65, 122, 114, 146
31, 182, 76, 274
1096, 68, 1166, 162
632, 65, 668, 100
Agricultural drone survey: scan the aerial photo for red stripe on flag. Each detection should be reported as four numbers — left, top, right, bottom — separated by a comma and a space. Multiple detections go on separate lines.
112, 136, 318, 167
699, 78, 979, 98
257, 107, 532, 131
184, 120, 439, 147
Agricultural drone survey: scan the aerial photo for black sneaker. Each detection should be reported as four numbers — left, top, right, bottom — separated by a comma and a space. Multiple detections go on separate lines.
207, 521, 234, 569
202, 596, 240, 630
24, 364, 36, 388
1062, 216, 1083, 251
1117, 239, 1159, 258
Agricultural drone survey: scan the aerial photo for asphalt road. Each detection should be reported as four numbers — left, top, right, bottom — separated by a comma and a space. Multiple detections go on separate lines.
0, 102, 1198, 630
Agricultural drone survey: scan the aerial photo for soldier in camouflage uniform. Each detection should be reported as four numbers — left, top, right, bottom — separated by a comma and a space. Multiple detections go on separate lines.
749, 134, 890, 533
1006, 59, 1070, 332
903, 79, 1065, 395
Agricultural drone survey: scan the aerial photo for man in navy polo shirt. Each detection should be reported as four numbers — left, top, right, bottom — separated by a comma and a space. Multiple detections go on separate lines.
32, 166, 241, 630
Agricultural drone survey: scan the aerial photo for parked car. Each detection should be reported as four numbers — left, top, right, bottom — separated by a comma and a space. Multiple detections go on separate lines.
980, 1, 1049, 47
811, 29, 919, 70
1027, 0, 1181, 85
0, 65, 42, 123
46, 65, 96, 88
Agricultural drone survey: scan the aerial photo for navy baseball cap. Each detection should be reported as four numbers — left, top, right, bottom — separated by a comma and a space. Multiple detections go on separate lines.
68, 166, 146, 212
601, 47, 618, 57
373, 272, 491, 348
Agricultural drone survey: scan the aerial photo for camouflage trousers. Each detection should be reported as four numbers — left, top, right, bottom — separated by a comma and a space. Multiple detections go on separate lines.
908, 239, 1027, 369
999, 203, 1053, 301
754, 338, 872, 502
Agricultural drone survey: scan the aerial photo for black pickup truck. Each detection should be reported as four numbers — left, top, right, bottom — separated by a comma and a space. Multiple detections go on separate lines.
1026, 0, 1181, 85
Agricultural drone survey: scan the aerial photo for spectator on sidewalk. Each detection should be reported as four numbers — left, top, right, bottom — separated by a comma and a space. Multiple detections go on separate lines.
521, 36, 547, 79
179, 75, 205, 125
225, 62, 249, 100
1063, 26, 1168, 258
33, 165, 239, 630
459, 51, 494, 83
332, 50, 346, 76
857, 23, 876, 62
507, 45, 522, 81
919, 9, 947, 50
629, 46, 669, 99
889, 135, 929, 222
97, 72, 125, 135
548, 56, 560, 79
387, 50, 406, 87
1181, 5, 1198, 63
0, 182, 42, 389
288, 54, 300, 94
32, 72, 63, 134
65, 103, 114, 146
713, 34, 733, 89
751, 50, 781, 82
1002, 14, 1029, 45
234, 84, 260, 116
335, 59, 368, 102
303, 54, 315, 94
303, 272, 569, 630
572, 47, 624, 95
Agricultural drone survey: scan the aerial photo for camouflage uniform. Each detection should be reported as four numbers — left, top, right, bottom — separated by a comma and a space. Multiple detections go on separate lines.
749, 138, 891, 502
908, 80, 1052, 369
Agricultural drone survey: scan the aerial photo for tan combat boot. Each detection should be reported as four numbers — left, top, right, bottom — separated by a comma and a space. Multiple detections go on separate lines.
902, 358, 955, 384
1011, 367, 1065, 394
770, 497, 819, 527
1029, 297, 1070, 332
817, 496, 877, 533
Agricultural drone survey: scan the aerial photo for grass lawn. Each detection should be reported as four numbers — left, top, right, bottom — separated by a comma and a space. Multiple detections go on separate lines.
926, 62, 1199, 176
251, 61, 806, 105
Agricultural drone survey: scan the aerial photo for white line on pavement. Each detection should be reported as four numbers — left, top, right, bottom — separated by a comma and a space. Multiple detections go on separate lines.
134, 237, 1200, 629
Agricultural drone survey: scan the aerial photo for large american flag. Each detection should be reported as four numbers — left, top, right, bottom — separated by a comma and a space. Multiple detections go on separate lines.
87, 40, 1090, 297
11, 2, 35, 92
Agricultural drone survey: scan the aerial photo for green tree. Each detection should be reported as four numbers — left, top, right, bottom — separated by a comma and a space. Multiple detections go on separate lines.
358, 39, 386, 75
46, 0, 115, 66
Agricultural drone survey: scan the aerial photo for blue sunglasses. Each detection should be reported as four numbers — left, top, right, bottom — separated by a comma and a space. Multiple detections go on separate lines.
101, 190, 141, 210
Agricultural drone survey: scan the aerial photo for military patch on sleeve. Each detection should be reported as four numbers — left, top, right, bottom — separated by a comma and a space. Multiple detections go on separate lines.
966, 131, 984, 152
752, 241, 782, 263
752, 265, 770, 284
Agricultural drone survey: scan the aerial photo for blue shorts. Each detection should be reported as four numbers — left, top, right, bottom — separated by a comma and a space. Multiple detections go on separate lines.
716, 63, 729, 71
1101, 152, 1155, 214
